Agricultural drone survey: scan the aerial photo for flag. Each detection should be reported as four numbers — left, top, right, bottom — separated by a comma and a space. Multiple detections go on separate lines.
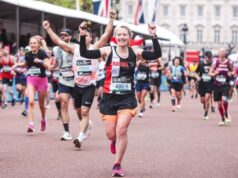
151, 0, 159, 23
93, 0, 112, 17
134, 0, 145, 25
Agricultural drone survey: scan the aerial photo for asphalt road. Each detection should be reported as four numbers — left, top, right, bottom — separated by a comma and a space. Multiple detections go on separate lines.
0, 92, 238, 178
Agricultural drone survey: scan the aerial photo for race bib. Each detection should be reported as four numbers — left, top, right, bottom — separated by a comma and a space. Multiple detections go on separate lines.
3, 66, 11, 72
137, 72, 147, 80
76, 60, 92, 75
60, 67, 74, 81
202, 74, 211, 82
46, 70, 52, 77
216, 75, 226, 83
111, 83, 131, 91
151, 71, 159, 78
27, 67, 41, 76
52, 71, 59, 79
230, 80, 235, 86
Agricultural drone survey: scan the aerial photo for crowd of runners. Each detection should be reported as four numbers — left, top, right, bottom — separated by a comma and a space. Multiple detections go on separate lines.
0, 11, 237, 177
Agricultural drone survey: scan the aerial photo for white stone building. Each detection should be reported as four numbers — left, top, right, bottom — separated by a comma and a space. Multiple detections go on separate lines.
118, 0, 238, 53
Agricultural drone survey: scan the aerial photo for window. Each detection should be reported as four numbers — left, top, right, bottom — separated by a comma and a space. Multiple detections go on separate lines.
197, 29, 203, 43
233, 6, 238, 17
163, 5, 169, 16
214, 29, 220, 43
180, 5, 186, 17
232, 30, 238, 44
197, 5, 203, 17
214, 5, 221, 17
128, 4, 133, 16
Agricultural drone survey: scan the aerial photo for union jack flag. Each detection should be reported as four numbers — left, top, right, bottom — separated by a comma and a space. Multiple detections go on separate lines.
151, 0, 159, 23
93, 0, 112, 17
134, 0, 145, 25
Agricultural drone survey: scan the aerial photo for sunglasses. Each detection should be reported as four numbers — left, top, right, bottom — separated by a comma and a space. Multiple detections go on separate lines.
60, 33, 69, 37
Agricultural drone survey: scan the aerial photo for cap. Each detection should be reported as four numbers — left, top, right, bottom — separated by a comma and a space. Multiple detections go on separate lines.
205, 51, 212, 58
61, 28, 72, 36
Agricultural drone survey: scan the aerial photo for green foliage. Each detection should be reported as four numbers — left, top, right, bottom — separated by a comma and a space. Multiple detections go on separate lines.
37, 0, 93, 12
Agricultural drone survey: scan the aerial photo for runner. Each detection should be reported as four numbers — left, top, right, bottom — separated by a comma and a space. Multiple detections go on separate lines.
72, 11, 115, 149
12, 36, 50, 132
148, 58, 164, 108
0, 47, 3, 107
187, 60, 199, 98
195, 51, 213, 120
209, 48, 234, 126
0, 45, 16, 108
135, 58, 150, 117
79, 23, 161, 177
43, 10, 115, 143
166, 57, 186, 112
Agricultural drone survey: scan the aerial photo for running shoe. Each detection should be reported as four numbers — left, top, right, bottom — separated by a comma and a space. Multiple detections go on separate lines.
218, 121, 226, 126
149, 105, 153, 109
138, 112, 143, 117
73, 138, 81, 148
176, 105, 181, 109
171, 106, 176, 112
225, 113, 232, 122
45, 104, 50, 109
112, 163, 124, 177
203, 116, 209, 120
84, 120, 93, 140
21, 110, 28, 117
110, 140, 116, 154
27, 124, 35, 132
156, 103, 160, 107
60, 132, 73, 141
40, 119, 46, 131
2, 103, 7, 109
57, 113, 61, 120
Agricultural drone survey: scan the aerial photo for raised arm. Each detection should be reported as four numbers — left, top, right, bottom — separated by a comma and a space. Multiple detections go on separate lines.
79, 22, 110, 59
42, 21, 74, 53
135, 24, 162, 60
94, 10, 116, 49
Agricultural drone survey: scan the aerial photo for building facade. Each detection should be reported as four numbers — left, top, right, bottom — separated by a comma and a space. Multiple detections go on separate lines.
119, 0, 238, 53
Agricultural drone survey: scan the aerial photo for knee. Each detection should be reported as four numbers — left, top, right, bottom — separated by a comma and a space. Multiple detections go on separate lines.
106, 131, 116, 141
61, 101, 68, 110
81, 109, 89, 118
29, 100, 34, 107
117, 126, 127, 138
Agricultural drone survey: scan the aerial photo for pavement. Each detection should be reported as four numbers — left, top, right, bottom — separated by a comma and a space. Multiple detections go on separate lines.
0, 92, 238, 178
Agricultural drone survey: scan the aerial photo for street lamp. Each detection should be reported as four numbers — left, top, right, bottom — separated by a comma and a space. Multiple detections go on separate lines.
182, 23, 189, 45
181, 23, 189, 59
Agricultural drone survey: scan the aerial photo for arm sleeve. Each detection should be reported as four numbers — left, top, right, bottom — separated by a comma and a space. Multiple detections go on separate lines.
80, 35, 101, 59
142, 38, 162, 60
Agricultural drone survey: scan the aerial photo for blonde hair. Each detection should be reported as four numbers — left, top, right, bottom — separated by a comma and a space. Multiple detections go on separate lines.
113, 25, 133, 38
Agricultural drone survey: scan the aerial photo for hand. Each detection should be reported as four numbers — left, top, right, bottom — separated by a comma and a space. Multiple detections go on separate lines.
42, 20, 50, 30
34, 58, 42, 64
78, 21, 88, 36
228, 71, 234, 77
148, 24, 156, 37
11, 64, 18, 70
109, 10, 116, 20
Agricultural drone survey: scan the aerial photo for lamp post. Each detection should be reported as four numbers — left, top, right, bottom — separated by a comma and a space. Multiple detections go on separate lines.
181, 23, 189, 59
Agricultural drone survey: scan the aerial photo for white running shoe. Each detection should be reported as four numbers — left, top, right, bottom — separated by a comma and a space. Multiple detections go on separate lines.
84, 120, 93, 140
203, 116, 209, 120
45, 104, 50, 109
218, 121, 226, 126
60, 132, 73, 141
177, 105, 181, 109
138, 112, 143, 117
156, 103, 160, 107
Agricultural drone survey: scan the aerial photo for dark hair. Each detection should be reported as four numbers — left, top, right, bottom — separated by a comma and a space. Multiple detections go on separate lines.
172, 56, 183, 65
61, 28, 72, 36
205, 51, 212, 58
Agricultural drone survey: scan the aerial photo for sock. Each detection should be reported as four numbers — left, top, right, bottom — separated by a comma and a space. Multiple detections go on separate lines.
171, 98, 176, 106
63, 123, 69, 132
24, 97, 29, 111
149, 93, 154, 102
157, 91, 161, 103
218, 105, 224, 121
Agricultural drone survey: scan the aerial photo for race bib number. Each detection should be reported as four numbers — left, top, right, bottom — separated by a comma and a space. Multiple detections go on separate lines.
111, 83, 131, 91
151, 71, 159, 78
216, 75, 226, 83
230, 80, 235, 86
76, 60, 92, 75
202, 74, 211, 82
46, 70, 52, 77
52, 71, 59, 79
60, 67, 74, 81
3, 66, 11, 72
137, 72, 147, 80
27, 67, 41, 76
